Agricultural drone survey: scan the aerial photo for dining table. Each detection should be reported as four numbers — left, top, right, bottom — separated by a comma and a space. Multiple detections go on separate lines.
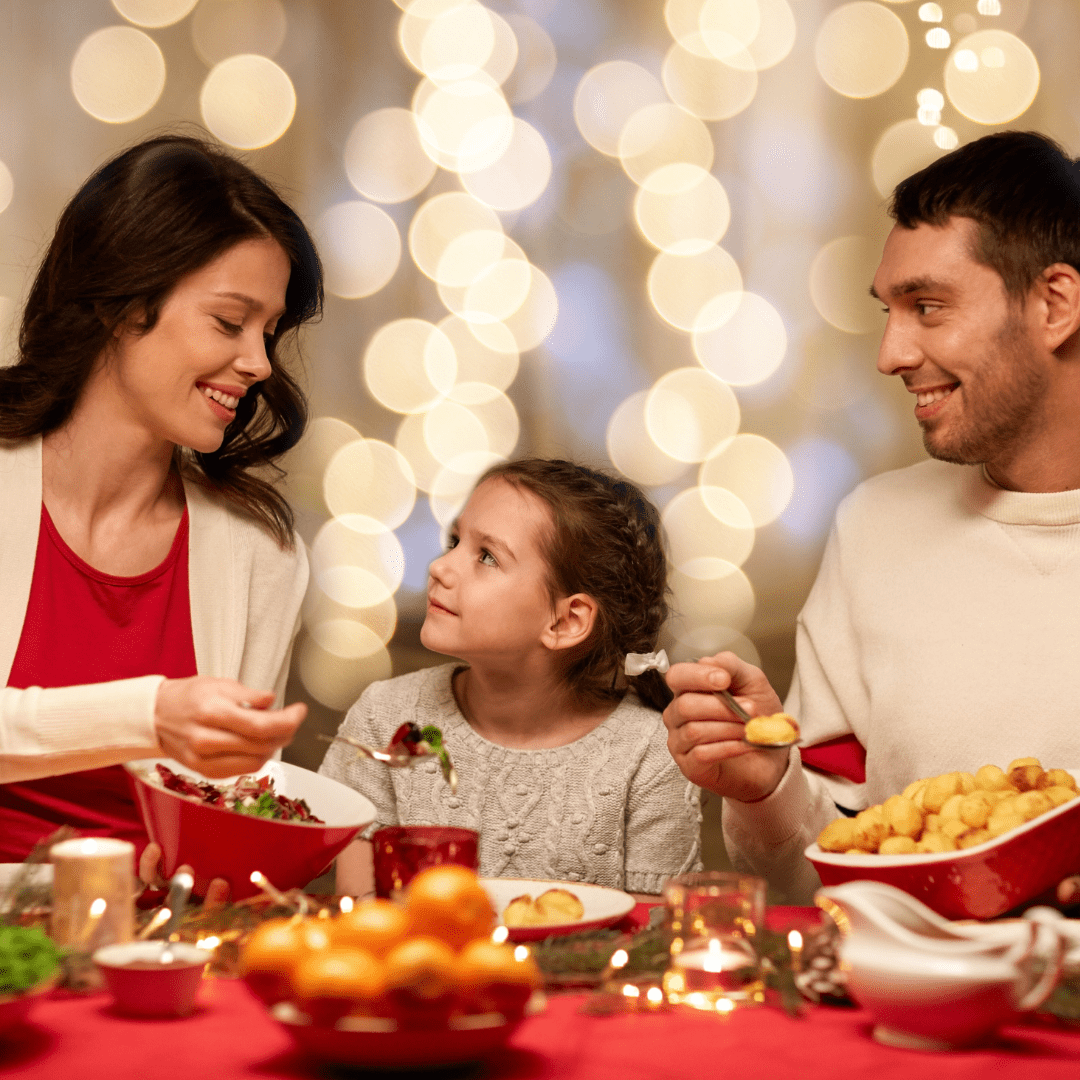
4, 906, 1080, 1079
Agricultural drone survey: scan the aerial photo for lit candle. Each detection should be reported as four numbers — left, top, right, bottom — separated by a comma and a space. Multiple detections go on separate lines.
50, 838, 135, 951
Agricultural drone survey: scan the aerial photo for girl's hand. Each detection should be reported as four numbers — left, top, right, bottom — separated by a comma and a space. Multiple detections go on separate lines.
138, 843, 229, 907
662, 652, 789, 803
153, 676, 306, 779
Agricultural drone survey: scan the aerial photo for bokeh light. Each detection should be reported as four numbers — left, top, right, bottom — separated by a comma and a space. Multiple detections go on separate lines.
647, 246, 742, 333
668, 560, 756, 632
736, 0, 797, 71
699, 434, 794, 526
447, 382, 520, 457
412, 73, 513, 173
0, 162, 13, 215
323, 441, 417, 529
310, 514, 407, 605
573, 61, 666, 157
417, 1, 497, 83
815, 2, 909, 99
460, 118, 552, 211
318, 201, 402, 299
871, 117, 946, 198
663, 486, 755, 567
362, 319, 457, 414
298, 627, 392, 710
692, 292, 787, 385
809, 236, 884, 334
344, 107, 438, 204
436, 230, 520, 290
302, 582, 399, 646
469, 263, 558, 352
634, 164, 730, 255
71, 27, 166, 123
502, 13, 556, 104
438, 314, 519, 391
395, 412, 446, 493
282, 416, 362, 514
112, 0, 198, 27
666, 623, 760, 668
606, 391, 692, 488
618, 103, 714, 185
192, 0, 288, 67
409, 192, 502, 282
944, 30, 1039, 125
200, 54, 296, 148
646, 368, 741, 463
662, 42, 758, 121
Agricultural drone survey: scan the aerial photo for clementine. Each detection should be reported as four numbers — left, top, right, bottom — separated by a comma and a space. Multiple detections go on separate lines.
291, 947, 387, 1026
331, 898, 411, 958
404, 865, 494, 949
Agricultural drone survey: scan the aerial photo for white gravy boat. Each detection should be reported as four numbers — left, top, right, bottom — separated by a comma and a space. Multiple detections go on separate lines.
819, 881, 1069, 1050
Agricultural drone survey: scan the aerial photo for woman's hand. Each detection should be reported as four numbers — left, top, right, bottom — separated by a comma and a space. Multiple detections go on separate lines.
153, 676, 307, 779
663, 652, 789, 803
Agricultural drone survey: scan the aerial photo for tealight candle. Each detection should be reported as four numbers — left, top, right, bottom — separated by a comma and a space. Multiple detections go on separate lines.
50, 838, 135, 951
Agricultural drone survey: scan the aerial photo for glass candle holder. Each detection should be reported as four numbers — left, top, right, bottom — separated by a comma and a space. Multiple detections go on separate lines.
662, 871, 767, 1010
50, 837, 136, 952
371, 825, 479, 899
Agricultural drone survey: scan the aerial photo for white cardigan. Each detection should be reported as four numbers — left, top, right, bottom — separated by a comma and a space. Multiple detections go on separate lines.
0, 438, 308, 783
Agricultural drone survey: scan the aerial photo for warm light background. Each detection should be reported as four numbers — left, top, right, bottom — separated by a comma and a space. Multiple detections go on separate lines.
1, 0, 1074, 870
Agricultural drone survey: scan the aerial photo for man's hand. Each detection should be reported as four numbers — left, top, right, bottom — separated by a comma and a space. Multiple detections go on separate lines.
663, 652, 790, 802
153, 676, 307, 779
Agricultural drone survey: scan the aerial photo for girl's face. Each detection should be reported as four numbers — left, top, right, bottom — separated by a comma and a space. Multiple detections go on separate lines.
421, 478, 559, 663
104, 237, 290, 453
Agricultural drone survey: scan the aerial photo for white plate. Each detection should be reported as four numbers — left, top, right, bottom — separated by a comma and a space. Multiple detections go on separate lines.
481, 877, 635, 941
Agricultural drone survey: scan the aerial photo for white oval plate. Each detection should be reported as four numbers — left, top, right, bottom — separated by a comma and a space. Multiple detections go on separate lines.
481, 877, 635, 941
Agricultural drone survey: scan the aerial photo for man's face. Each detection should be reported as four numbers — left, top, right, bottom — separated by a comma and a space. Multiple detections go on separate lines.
872, 217, 1049, 470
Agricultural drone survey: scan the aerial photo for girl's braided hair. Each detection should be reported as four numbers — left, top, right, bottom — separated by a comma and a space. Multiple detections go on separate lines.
477, 458, 673, 713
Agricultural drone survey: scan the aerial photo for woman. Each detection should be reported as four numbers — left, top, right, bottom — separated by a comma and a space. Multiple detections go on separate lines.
0, 134, 322, 865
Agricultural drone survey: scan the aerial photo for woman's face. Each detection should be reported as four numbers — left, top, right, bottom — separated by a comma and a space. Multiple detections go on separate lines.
106, 237, 290, 453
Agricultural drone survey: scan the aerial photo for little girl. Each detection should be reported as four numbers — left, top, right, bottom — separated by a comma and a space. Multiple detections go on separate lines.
319, 458, 701, 896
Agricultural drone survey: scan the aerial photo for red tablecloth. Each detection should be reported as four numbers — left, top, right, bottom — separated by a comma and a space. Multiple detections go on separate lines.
4, 907, 1080, 1079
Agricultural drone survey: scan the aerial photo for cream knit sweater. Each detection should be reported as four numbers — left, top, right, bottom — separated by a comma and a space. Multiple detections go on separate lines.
723, 459, 1080, 902
319, 664, 702, 895
0, 437, 308, 782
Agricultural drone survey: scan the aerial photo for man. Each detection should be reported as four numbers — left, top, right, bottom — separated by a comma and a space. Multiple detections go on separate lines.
664, 131, 1080, 902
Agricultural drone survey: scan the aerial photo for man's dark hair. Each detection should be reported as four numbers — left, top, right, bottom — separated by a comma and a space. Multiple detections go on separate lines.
890, 130, 1080, 297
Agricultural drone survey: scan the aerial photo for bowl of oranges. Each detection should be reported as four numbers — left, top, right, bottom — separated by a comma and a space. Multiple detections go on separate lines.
239, 865, 543, 1069
806, 759, 1080, 919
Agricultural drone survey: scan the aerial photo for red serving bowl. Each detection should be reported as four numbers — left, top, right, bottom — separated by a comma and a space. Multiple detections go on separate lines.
126, 759, 375, 900
806, 780, 1080, 920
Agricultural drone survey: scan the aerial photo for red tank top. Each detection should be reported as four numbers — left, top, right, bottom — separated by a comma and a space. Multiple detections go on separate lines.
1, 504, 198, 861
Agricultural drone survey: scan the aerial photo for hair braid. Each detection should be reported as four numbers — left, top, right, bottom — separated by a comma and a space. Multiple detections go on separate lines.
476, 459, 673, 712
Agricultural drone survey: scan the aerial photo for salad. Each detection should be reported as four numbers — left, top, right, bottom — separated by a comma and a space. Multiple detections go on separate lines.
153, 764, 325, 824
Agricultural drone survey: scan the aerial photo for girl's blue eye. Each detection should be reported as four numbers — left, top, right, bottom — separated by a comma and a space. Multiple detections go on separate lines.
479, 549, 497, 567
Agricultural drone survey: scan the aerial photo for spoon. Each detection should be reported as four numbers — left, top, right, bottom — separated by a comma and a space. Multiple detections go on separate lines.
319, 722, 458, 793
717, 689, 799, 750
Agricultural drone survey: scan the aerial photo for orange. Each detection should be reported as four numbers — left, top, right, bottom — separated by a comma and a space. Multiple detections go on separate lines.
384, 935, 459, 1028
239, 917, 332, 1005
331, 899, 411, 958
404, 865, 494, 949
291, 947, 387, 1026
455, 939, 540, 1020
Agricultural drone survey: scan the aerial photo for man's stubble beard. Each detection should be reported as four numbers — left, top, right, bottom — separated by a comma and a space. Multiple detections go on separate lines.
920, 313, 1048, 467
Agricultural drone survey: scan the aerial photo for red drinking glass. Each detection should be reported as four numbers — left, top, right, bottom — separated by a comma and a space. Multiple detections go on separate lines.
371, 825, 480, 899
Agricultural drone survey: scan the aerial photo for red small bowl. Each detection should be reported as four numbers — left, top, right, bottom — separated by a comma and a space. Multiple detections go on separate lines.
126, 759, 375, 900
807, 788, 1080, 920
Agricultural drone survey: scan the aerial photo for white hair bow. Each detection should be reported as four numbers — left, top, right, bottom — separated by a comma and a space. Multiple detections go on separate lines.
624, 649, 670, 676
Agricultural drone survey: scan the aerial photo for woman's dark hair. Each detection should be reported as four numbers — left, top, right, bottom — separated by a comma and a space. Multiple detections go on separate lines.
1, 133, 323, 546
890, 130, 1080, 298
476, 458, 673, 712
